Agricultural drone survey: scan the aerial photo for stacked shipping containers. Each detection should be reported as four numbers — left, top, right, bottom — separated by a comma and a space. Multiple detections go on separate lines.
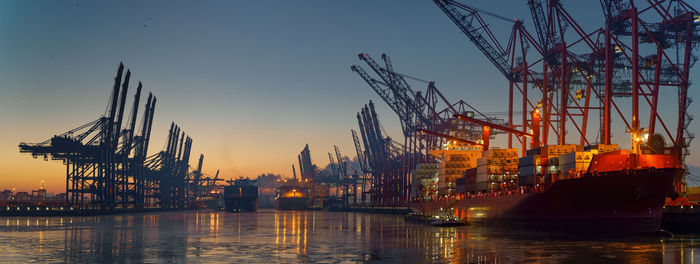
413, 163, 439, 200
435, 149, 482, 195
558, 151, 595, 179
476, 148, 519, 191
518, 144, 619, 185
518, 155, 545, 186
441, 144, 622, 193
462, 168, 477, 193
584, 144, 620, 153
542, 145, 580, 183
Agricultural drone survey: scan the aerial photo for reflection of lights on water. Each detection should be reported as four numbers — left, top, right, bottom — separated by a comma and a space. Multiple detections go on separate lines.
282, 213, 287, 244
195, 213, 199, 231
273, 211, 309, 255
274, 213, 279, 245
662, 240, 665, 260
303, 213, 308, 254
38, 230, 44, 253
209, 213, 219, 234
6, 212, 700, 263
296, 213, 300, 253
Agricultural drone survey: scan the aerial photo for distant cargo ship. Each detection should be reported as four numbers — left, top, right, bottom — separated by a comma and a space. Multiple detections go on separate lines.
413, 143, 684, 234
224, 178, 258, 212
275, 184, 310, 210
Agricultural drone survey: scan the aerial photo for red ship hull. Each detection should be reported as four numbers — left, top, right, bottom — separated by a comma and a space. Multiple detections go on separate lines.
412, 167, 682, 234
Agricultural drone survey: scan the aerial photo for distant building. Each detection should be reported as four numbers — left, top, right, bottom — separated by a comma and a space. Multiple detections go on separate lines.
0, 190, 12, 201
55, 193, 66, 202
14, 192, 30, 201
33, 180, 48, 201
31, 189, 47, 201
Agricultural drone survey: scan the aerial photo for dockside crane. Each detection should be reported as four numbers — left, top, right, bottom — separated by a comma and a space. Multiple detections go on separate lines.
135, 93, 156, 208
18, 63, 165, 210
120, 82, 142, 208
328, 152, 338, 183
352, 101, 408, 206
433, 0, 547, 154
334, 145, 352, 205
353, 52, 509, 204
188, 154, 205, 205
433, 0, 698, 157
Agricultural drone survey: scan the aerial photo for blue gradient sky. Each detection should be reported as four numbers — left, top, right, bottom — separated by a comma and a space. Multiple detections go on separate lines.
1, 0, 698, 193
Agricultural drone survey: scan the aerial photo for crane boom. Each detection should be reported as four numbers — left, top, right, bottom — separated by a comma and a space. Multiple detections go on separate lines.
527, 0, 550, 50
454, 113, 534, 137
357, 54, 430, 128
433, 0, 514, 81
351, 129, 367, 172
351, 65, 413, 133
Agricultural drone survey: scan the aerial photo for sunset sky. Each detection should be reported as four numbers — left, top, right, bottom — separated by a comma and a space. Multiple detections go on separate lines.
1, 0, 698, 194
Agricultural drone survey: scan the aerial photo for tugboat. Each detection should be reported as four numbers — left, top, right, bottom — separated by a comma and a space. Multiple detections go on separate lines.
224, 178, 258, 212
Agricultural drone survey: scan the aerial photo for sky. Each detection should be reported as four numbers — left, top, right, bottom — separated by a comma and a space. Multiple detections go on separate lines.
0, 0, 698, 193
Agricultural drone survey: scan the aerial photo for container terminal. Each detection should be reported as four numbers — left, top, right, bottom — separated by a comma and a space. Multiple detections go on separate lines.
10, 63, 225, 215
337, 0, 697, 233
7, 0, 700, 234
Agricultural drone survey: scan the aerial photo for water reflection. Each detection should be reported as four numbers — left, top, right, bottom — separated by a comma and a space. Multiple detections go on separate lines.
273, 211, 309, 257
0, 210, 698, 263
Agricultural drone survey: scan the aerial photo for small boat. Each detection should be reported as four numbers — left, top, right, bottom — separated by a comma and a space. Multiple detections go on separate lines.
404, 210, 467, 226
429, 208, 467, 227
404, 212, 432, 224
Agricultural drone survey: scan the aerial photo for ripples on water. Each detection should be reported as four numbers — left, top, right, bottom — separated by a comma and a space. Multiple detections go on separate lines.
0, 210, 698, 263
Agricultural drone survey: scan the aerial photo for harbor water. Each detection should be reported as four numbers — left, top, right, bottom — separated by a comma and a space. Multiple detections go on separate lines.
0, 209, 698, 263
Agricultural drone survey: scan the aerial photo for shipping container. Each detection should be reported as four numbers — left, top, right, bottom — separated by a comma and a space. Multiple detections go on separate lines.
519, 155, 534, 166
519, 172, 535, 185
456, 177, 466, 193
527, 146, 541, 156
584, 144, 619, 153
476, 181, 489, 191
463, 168, 477, 177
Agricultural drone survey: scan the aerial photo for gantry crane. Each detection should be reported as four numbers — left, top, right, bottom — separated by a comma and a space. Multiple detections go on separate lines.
18, 63, 200, 210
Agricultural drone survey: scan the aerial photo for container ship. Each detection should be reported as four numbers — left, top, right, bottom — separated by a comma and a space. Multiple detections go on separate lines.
275, 182, 310, 210
334, 0, 698, 235
412, 134, 684, 234
224, 178, 258, 212
401, 0, 697, 235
